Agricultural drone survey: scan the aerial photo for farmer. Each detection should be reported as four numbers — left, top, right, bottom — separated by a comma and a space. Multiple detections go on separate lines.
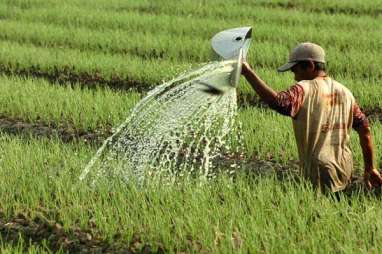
241, 42, 382, 192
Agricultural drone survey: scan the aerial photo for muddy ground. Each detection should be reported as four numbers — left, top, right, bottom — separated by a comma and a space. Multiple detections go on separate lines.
0, 210, 165, 253
0, 102, 381, 146
0, 65, 153, 93
0, 115, 111, 146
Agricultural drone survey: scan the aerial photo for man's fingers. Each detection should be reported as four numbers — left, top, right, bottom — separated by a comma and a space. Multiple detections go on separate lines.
376, 172, 382, 184
366, 180, 372, 190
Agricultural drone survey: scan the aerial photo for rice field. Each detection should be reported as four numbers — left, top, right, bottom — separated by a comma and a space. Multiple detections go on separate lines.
1, 0, 382, 253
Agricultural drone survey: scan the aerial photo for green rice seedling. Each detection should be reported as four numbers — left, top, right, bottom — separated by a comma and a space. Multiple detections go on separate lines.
4, 0, 380, 21
0, 40, 191, 87
1, 134, 382, 252
0, 75, 141, 130
0, 38, 380, 88
0, 18, 379, 66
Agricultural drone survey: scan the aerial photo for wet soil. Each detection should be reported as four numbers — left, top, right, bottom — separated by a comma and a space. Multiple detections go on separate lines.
0, 64, 152, 93
0, 210, 165, 253
363, 107, 382, 123
0, 115, 111, 146
1, 102, 382, 147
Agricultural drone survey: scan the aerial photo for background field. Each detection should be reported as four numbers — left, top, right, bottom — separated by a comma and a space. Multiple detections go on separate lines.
0, 0, 381, 253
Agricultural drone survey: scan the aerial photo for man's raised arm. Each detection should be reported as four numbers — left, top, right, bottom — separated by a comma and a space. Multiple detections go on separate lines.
241, 62, 278, 106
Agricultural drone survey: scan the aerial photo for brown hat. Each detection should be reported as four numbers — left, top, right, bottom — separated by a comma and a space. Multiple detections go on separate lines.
277, 42, 326, 72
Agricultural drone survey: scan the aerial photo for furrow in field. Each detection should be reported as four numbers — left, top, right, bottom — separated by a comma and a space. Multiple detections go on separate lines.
0, 115, 110, 146
0, 40, 192, 91
0, 63, 151, 93
0, 74, 380, 134
0, 40, 380, 89
0, 105, 381, 149
0, 211, 152, 253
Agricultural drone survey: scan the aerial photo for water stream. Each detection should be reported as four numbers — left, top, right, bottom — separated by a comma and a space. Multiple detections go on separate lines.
80, 60, 242, 184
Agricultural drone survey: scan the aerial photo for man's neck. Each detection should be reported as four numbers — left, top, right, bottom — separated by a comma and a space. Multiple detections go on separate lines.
310, 71, 327, 80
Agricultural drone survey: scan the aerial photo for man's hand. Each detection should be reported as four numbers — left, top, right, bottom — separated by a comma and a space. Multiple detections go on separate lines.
241, 61, 252, 76
364, 168, 382, 189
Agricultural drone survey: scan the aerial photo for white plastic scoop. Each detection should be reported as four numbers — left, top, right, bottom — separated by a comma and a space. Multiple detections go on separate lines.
211, 26, 252, 60
196, 27, 252, 94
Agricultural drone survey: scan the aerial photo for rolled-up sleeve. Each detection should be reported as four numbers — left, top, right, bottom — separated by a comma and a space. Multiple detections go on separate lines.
269, 84, 305, 118
352, 103, 369, 130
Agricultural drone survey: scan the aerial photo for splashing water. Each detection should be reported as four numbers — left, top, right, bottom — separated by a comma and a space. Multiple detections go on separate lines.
80, 60, 242, 184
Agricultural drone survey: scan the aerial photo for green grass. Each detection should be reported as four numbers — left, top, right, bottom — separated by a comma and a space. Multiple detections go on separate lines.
0, 75, 141, 130
0, 0, 380, 86
1, 134, 382, 253
0, 18, 380, 64
0, 0, 382, 252
0, 40, 191, 87
4, 0, 381, 19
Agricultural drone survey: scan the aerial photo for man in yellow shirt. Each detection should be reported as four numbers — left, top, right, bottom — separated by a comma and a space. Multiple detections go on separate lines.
242, 42, 382, 192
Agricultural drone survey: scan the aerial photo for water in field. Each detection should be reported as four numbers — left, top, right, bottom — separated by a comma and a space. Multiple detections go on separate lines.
80, 60, 242, 184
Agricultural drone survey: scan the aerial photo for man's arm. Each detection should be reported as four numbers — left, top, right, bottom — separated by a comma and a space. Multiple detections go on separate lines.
353, 102, 382, 189
356, 126, 382, 189
241, 62, 304, 118
241, 62, 278, 105
357, 126, 375, 171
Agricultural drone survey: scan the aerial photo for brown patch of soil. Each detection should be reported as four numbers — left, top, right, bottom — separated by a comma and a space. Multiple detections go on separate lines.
1, 102, 381, 147
0, 115, 111, 146
0, 64, 152, 93
0, 210, 165, 253
363, 107, 382, 123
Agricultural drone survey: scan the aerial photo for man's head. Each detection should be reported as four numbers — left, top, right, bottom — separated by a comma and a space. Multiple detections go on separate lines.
278, 42, 326, 81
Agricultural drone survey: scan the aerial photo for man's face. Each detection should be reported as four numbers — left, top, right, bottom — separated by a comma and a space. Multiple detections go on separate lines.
291, 61, 315, 81
291, 63, 305, 81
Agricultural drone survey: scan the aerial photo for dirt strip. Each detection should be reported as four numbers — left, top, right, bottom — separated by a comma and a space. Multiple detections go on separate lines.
0, 116, 111, 146
364, 107, 382, 123
0, 104, 381, 146
2, 65, 381, 95
0, 65, 152, 93
0, 210, 165, 253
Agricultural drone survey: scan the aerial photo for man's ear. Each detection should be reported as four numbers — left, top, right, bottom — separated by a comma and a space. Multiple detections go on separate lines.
307, 60, 315, 71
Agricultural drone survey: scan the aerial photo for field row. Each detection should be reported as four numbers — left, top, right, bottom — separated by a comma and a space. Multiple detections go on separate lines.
0, 76, 381, 166
1, 134, 382, 253
0, 18, 380, 64
0, 39, 380, 93
1, 75, 382, 131
1, 4, 380, 37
